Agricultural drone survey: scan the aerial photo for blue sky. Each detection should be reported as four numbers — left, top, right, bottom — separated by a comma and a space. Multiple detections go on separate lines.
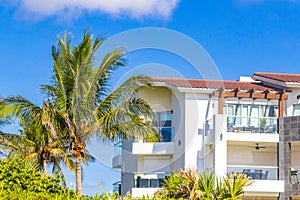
1, 0, 300, 195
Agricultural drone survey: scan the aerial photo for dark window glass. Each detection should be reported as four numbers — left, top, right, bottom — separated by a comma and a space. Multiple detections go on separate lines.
155, 111, 172, 142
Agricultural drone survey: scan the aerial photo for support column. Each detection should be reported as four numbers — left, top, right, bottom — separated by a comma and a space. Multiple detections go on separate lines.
218, 88, 224, 115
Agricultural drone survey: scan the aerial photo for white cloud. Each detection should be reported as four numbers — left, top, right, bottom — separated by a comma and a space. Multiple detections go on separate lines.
11, 0, 180, 20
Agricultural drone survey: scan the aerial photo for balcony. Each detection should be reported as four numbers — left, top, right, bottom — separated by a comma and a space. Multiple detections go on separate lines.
227, 165, 278, 180
112, 154, 122, 169
132, 142, 174, 155
134, 172, 169, 188
228, 165, 284, 195
131, 172, 169, 197
227, 116, 278, 134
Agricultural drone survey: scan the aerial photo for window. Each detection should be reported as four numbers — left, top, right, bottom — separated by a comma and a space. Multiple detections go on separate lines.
293, 104, 300, 116
224, 104, 278, 133
155, 111, 173, 142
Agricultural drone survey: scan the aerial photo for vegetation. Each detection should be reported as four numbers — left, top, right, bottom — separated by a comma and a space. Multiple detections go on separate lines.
0, 29, 158, 196
156, 169, 253, 200
0, 102, 74, 183
0, 159, 77, 199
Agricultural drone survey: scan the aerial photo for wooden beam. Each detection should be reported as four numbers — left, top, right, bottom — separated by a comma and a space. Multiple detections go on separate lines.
218, 88, 224, 115
213, 91, 288, 100
279, 93, 285, 117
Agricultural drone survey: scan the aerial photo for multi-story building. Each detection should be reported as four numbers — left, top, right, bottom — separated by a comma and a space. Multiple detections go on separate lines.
112, 72, 300, 199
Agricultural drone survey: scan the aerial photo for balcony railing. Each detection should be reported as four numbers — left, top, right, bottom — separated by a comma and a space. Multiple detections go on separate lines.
227, 165, 278, 180
134, 172, 170, 188
114, 141, 122, 157
139, 127, 175, 143
226, 116, 278, 134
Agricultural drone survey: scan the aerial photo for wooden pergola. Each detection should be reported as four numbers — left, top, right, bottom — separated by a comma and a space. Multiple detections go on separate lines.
212, 87, 288, 117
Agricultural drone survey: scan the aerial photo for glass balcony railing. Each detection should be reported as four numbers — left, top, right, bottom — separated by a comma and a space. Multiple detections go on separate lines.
227, 165, 278, 180
134, 172, 170, 188
226, 116, 278, 134
113, 141, 122, 157
139, 127, 175, 143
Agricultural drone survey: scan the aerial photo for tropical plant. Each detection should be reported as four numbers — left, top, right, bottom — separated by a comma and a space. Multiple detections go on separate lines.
157, 169, 253, 200
0, 99, 74, 184
39, 30, 158, 196
222, 173, 253, 200
0, 159, 75, 196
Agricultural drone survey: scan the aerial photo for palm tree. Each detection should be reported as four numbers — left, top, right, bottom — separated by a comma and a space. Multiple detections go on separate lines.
40, 30, 157, 196
0, 97, 74, 184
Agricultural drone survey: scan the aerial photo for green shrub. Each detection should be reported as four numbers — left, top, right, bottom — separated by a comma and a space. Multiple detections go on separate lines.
0, 159, 80, 199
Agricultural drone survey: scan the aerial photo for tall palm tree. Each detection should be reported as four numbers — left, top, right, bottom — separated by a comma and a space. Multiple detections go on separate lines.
40, 30, 157, 196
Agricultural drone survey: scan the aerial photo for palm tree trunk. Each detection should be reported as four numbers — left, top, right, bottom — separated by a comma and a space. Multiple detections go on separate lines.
75, 155, 83, 196
43, 159, 48, 176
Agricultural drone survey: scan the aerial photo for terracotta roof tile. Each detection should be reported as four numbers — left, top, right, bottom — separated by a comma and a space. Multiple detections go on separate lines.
253, 72, 300, 83
152, 77, 277, 92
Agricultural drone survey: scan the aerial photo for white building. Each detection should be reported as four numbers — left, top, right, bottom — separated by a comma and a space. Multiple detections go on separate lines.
112, 72, 300, 199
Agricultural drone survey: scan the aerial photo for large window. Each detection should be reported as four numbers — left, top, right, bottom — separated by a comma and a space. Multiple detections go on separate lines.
154, 111, 173, 142
224, 104, 278, 133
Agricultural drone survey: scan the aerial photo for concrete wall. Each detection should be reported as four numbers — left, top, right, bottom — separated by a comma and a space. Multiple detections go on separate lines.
138, 87, 172, 112
286, 89, 300, 117
121, 140, 138, 195
184, 93, 210, 170
213, 114, 227, 177
141, 156, 171, 172
227, 145, 277, 166
170, 91, 185, 171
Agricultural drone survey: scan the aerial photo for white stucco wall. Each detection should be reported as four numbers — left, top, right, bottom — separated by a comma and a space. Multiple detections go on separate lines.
227, 145, 277, 166
121, 140, 138, 195
184, 93, 210, 170
170, 91, 185, 171
142, 156, 171, 172
138, 87, 172, 112
213, 114, 228, 177
285, 88, 300, 116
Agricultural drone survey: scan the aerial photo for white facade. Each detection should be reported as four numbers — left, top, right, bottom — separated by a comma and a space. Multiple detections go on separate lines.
112, 72, 300, 199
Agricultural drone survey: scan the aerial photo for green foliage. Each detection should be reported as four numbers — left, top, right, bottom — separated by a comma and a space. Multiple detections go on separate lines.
156, 169, 253, 200
0, 29, 159, 196
259, 118, 267, 129
0, 159, 76, 197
